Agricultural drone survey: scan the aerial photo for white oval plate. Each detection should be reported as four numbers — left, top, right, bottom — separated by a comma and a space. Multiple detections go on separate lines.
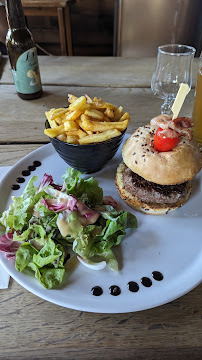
0, 141, 201, 313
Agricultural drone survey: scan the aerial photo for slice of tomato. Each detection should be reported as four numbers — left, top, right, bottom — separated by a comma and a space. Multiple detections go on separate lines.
154, 127, 179, 152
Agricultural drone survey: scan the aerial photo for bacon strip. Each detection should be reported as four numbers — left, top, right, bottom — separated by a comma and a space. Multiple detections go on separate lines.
159, 128, 179, 138
150, 114, 172, 129
150, 115, 193, 140
171, 117, 194, 129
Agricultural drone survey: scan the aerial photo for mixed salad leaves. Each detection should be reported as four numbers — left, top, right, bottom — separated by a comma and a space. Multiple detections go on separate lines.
0, 168, 137, 289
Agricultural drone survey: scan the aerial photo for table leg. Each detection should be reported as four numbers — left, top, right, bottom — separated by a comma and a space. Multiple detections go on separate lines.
64, 6, 73, 56
57, 7, 67, 56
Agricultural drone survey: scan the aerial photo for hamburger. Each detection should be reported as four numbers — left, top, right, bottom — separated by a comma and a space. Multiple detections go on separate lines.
115, 115, 202, 215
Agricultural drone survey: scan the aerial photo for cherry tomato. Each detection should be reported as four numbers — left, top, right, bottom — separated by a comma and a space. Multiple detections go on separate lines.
154, 127, 179, 152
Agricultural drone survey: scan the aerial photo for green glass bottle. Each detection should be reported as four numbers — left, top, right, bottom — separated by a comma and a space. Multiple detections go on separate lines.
5, 0, 42, 100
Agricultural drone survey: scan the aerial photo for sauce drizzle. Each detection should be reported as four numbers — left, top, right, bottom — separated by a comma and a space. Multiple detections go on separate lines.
152, 271, 163, 281
91, 286, 103, 296
127, 281, 139, 292
109, 285, 121, 296
28, 165, 36, 171
11, 184, 20, 190
22, 170, 30, 176
16, 177, 25, 183
33, 160, 41, 167
141, 277, 152, 287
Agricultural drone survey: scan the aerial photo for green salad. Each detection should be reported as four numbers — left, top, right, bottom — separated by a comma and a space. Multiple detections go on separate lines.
0, 168, 137, 289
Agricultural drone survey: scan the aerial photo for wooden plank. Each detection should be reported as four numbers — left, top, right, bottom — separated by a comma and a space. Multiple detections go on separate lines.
0, 144, 43, 166
22, 0, 72, 7
0, 278, 201, 359
0, 85, 195, 144
24, 7, 58, 16
1, 56, 198, 88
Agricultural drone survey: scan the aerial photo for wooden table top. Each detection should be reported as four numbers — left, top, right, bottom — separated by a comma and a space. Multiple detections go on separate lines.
0, 56, 201, 360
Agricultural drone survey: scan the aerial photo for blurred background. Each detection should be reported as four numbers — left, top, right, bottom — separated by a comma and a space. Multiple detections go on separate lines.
0, 0, 202, 57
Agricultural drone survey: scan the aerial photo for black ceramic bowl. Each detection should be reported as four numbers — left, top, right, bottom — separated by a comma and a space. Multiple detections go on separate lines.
45, 120, 126, 173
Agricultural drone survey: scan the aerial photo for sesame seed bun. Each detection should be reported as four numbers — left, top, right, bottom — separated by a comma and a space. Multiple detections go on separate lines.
122, 125, 202, 186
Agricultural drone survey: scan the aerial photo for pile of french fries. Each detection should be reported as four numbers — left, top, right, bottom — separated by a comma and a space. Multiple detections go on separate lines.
44, 94, 130, 145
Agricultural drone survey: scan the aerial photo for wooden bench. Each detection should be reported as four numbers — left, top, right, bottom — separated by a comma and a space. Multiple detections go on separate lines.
21, 0, 75, 56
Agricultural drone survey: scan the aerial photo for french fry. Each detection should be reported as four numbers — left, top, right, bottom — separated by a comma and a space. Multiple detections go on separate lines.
54, 117, 63, 125
66, 135, 79, 144
57, 134, 66, 141
65, 130, 80, 136
78, 129, 121, 145
113, 106, 123, 121
93, 97, 103, 104
103, 116, 111, 122
77, 129, 87, 138
45, 94, 130, 145
62, 110, 82, 122
119, 112, 130, 121
80, 117, 129, 132
47, 118, 58, 129
104, 108, 114, 119
64, 121, 80, 131
85, 94, 93, 104
68, 94, 78, 103
84, 109, 104, 120
44, 124, 64, 138
46, 108, 67, 120
92, 101, 117, 111
68, 96, 86, 111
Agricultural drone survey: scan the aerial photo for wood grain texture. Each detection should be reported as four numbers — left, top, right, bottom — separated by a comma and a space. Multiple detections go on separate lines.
0, 56, 201, 360
0, 279, 201, 359
0, 56, 199, 88
0, 145, 43, 166
22, 0, 73, 7
0, 85, 195, 144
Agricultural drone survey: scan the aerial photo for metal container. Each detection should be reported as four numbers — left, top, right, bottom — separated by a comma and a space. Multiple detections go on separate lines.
114, 0, 202, 57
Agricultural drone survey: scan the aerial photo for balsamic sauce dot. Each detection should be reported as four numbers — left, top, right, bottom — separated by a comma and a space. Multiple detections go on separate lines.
11, 184, 20, 190
141, 277, 152, 287
16, 177, 25, 183
152, 271, 164, 281
33, 160, 41, 167
22, 170, 30, 176
127, 281, 139, 293
28, 165, 36, 171
109, 285, 121, 296
91, 286, 103, 296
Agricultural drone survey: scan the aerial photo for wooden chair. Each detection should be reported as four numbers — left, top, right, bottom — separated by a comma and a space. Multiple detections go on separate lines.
22, 0, 75, 56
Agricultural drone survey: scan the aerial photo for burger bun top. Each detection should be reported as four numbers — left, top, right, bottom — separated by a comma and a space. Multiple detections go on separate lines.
122, 125, 202, 185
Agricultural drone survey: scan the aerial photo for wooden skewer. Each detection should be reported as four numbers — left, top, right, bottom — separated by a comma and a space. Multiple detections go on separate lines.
171, 83, 189, 119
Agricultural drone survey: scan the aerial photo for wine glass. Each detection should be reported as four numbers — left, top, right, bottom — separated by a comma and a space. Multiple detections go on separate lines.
151, 44, 196, 114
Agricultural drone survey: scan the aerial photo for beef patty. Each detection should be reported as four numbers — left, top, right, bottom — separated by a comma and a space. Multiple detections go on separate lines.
123, 165, 189, 205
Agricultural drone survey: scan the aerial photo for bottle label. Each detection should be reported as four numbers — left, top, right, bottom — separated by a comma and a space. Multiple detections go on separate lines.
12, 47, 42, 94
